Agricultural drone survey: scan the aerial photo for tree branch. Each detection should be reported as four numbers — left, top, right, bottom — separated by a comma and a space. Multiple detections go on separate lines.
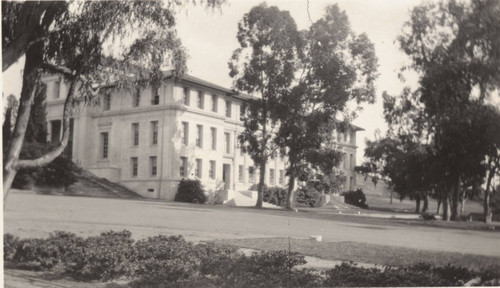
14, 79, 76, 169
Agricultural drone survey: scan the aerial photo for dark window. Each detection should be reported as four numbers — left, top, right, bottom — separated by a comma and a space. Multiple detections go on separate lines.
131, 157, 138, 176
195, 158, 202, 178
151, 86, 159, 105
209, 160, 216, 179
150, 156, 157, 176
182, 122, 189, 145
183, 87, 190, 106
197, 90, 204, 109
211, 94, 218, 112
103, 94, 111, 111
101, 132, 109, 159
180, 157, 188, 177
151, 121, 158, 145
133, 88, 140, 107
196, 125, 203, 148
211, 127, 217, 150
132, 123, 139, 146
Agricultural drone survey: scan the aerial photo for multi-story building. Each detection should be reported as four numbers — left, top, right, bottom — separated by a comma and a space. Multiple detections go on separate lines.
44, 71, 361, 200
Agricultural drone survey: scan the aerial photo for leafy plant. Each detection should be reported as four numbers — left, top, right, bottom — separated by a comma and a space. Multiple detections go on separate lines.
295, 187, 323, 208
175, 179, 207, 204
343, 189, 368, 209
263, 187, 288, 207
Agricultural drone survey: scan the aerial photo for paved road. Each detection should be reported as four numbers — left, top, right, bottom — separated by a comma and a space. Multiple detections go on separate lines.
4, 191, 500, 257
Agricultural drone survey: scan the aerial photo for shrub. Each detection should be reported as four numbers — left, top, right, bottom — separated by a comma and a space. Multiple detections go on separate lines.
295, 187, 322, 208
9, 231, 82, 270
343, 189, 368, 209
13, 142, 81, 189
65, 230, 134, 281
175, 179, 207, 204
3, 233, 20, 262
132, 235, 198, 284
263, 187, 288, 207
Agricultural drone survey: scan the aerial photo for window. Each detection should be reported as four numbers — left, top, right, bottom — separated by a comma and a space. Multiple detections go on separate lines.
270, 169, 275, 185
133, 88, 140, 107
103, 93, 111, 111
224, 132, 231, 154
240, 103, 246, 121
209, 160, 216, 179
211, 127, 217, 150
279, 170, 284, 185
182, 122, 189, 145
349, 154, 354, 170
195, 158, 202, 178
211, 94, 218, 112
197, 90, 204, 109
238, 165, 244, 183
131, 157, 138, 176
54, 80, 61, 99
196, 125, 203, 148
225, 100, 231, 118
183, 87, 190, 106
151, 86, 159, 105
151, 121, 158, 145
249, 166, 256, 183
343, 153, 347, 169
280, 148, 286, 159
50, 120, 61, 143
344, 132, 348, 143
180, 157, 187, 177
132, 123, 139, 146
150, 156, 157, 176
337, 131, 342, 142
101, 132, 109, 159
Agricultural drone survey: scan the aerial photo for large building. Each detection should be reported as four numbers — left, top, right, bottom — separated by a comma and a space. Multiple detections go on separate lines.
44, 72, 361, 200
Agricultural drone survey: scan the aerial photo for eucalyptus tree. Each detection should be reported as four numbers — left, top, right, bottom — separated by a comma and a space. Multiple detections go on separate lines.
229, 3, 303, 208
398, 0, 500, 220
274, 4, 378, 209
2, 0, 223, 203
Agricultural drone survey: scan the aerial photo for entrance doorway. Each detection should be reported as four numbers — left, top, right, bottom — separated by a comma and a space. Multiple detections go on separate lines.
222, 164, 231, 190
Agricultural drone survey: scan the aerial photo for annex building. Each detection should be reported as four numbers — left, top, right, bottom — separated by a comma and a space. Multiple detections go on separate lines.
44, 72, 361, 200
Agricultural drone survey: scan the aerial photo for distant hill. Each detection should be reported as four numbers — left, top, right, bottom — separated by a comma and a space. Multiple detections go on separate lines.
355, 173, 392, 198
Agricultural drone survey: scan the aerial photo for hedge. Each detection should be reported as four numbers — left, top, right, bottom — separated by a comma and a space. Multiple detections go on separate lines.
4, 231, 499, 287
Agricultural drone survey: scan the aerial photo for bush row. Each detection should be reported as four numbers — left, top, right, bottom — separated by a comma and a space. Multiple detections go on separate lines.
263, 186, 323, 208
4, 231, 499, 287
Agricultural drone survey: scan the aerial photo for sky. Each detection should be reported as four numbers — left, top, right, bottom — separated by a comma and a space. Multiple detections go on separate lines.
2, 0, 421, 164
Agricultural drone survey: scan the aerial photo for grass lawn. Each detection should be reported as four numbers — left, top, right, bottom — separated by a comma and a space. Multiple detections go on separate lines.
213, 237, 500, 272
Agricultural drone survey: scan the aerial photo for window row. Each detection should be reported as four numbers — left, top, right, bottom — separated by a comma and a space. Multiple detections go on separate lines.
183, 87, 246, 120
130, 156, 158, 177
102, 88, 160, 111
181, 123, 232, 153
131, 121, 159, 147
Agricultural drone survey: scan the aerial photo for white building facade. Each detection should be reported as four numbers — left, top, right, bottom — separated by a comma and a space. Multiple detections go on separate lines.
44, 72, 360, 200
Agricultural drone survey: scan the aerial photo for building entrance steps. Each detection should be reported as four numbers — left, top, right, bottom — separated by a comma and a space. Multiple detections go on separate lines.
224, 190, 282, 209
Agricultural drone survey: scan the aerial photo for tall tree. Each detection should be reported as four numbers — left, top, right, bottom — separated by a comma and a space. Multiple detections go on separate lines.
2, 0, 224, 203
397, 0, 500, 220
274, 4, 378, 209
229, 3, 303, 208
3, 94, 18, 155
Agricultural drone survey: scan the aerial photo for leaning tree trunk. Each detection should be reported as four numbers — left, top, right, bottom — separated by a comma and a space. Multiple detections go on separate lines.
3, 51, 76, 205
285, 175, 296, 210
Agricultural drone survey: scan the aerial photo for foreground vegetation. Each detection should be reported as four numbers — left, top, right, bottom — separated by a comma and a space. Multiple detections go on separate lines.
4, 230, 499, 287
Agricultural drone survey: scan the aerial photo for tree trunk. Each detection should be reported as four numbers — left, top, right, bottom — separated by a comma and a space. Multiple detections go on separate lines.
3, 48, 76, 205
436, 197, 441, 214
442, 194, 450, 221
460, 192, 467, 216
3, 49, 40, 203
422, 193, 428, 213
285, 175, 296, 210
256, 161, 266, 208
415, 194, 421, 213
484, 161, 496, 223
450, 178, 460, 221
390, 189, 393, 204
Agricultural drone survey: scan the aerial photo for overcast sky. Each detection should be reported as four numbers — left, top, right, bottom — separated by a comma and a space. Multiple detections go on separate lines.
2, 0, 421, 164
